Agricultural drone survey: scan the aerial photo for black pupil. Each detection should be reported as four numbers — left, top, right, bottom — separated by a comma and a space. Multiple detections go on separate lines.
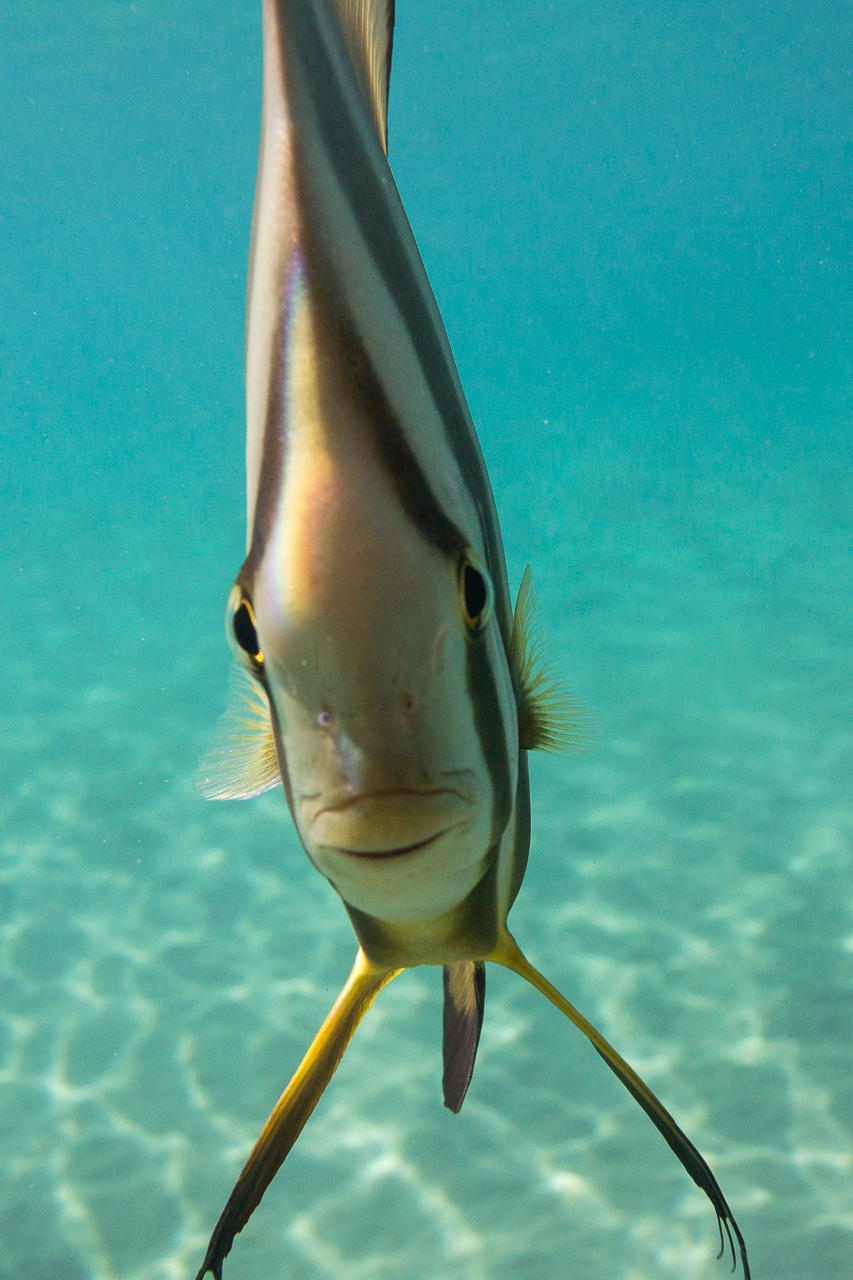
233, 602, 259, 656
463, 563, 487, 622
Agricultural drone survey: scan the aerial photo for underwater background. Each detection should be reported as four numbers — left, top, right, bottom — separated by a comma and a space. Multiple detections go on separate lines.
2, 1, 852, 1276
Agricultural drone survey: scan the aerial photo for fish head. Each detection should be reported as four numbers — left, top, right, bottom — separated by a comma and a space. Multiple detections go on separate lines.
227, 438, 515, 925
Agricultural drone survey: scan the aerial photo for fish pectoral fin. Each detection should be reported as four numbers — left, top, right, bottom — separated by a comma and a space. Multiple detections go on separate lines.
489, 933, 750, 1280
195, 663, 281, 800
509, 565, 603, 755
194, 950, 399, 1280
442, 960, 486, 1114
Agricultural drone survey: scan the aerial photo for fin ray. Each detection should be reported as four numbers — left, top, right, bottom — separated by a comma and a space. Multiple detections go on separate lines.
510, 565, 602, 754
195, 951, 398, 1280
442, 960, 486, 1113
196, 664, 281, 800
490, 933, 750, 1280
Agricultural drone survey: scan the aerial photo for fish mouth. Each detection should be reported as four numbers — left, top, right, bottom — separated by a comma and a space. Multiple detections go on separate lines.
324, 827, 458, 861
303, 786, 474, 857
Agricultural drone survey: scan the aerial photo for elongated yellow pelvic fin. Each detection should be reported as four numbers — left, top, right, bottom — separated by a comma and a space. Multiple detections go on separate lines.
196, 665, 281, 800
195, 950, 398, 1280
442, 960, 486, 1113
489, 932, 751, 1279
332, 0, 395, 151
510, 565, 601, 754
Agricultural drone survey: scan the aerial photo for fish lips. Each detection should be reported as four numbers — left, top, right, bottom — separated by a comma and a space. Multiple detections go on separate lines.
305, 788, 474, 855
300, 787, 492, 922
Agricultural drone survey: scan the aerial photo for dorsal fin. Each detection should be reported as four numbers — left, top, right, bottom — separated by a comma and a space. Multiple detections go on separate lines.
510, 565, 602, 754
331, 0, 396, 152
196, 664, 281, 800
441, 961, 486, 1114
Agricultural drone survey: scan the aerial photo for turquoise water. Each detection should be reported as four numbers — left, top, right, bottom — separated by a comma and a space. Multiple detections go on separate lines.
3, 2, 852, 1277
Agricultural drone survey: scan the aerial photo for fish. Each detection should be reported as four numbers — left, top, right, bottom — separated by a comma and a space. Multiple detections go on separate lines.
193, 2, 751, 1277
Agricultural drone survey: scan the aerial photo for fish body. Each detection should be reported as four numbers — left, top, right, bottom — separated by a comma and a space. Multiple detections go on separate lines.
193, 3, 750, 1277
231, 0, 526, 965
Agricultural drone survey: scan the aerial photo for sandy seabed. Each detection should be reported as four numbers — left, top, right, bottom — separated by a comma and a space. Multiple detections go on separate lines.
2, 440, 851, 1280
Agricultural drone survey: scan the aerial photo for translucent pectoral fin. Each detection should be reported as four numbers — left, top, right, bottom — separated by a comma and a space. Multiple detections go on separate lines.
195, 951, 399, 1280
442, 960, 486, 1113
196, 663, 281, 800
510, 566, 603, 755
489, 933, 750, 1280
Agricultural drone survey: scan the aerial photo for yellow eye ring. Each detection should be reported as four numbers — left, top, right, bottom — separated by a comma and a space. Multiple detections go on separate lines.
459, 552, 494, 634
226, 586, 264, 667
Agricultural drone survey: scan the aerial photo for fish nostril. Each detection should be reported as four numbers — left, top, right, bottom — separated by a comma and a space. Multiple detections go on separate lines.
401, 694, 416, 716
317, 710, 334, 730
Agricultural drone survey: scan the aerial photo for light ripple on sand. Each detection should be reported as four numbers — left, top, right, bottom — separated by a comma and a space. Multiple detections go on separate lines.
2, 481, 853, 1277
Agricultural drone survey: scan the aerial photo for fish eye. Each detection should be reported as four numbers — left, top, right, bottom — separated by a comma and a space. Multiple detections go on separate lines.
459, 553, 494, 633
227, 589, 264, 667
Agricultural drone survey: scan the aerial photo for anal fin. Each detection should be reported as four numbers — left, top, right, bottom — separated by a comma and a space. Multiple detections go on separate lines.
442, 960, 486, 1114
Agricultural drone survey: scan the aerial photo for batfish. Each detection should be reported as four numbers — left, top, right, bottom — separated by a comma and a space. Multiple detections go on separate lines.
194, 2, 750, 1276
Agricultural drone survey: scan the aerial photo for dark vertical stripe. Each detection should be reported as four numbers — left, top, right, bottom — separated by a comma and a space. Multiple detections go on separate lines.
313, 281, 467, 558
507, 753, 531, 914
277, 0, 511, 636
466, 635, 514, 857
